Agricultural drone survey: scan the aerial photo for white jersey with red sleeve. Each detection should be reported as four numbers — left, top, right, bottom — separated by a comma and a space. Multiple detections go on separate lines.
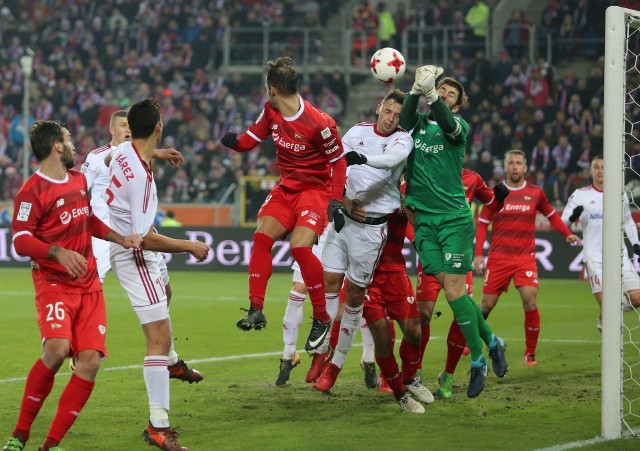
246, 97, 343, 192
103, 142, 157, 241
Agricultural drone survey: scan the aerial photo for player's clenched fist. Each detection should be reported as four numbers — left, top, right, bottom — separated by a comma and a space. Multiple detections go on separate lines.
221, 132, 238, 148
189, 240, 210, 262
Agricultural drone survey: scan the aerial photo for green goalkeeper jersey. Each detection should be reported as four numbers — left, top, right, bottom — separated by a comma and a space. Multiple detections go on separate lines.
400, 95, 470, 214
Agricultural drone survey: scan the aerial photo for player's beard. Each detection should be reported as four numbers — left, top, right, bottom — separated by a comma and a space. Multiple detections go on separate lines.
62, 142, 76, 170
508, 173, 523, 184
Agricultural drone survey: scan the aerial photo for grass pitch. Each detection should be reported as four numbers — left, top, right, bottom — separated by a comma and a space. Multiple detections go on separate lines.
0, 268, 638, 450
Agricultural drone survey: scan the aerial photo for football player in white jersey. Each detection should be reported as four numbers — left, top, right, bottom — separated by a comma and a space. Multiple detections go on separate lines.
312, 89, 432, 408
105, 99, 210, 451
562, 154, 640, 330
80, 110, 202, 384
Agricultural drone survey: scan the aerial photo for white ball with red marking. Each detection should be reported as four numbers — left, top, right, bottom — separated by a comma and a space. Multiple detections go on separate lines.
370, 47, 406, 83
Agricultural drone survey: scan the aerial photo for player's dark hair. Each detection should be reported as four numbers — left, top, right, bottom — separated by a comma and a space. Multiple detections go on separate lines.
110, 110, 128, 127
437, 77, 468, 107
29, 120, 65, 162
128, 99, 160, 139
505, 149, 527, 163
265, 57, 298, 96
383, 89, 405, 106
592, 154, 603, 162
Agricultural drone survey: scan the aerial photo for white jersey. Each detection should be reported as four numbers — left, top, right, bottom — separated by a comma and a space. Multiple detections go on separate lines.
81, 143, 114, 224
104, 141, 158, 241
562, 184, 639, 263
342, 122, 413, 216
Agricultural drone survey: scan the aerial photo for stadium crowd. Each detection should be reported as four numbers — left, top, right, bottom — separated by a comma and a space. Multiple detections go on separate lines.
0, 0, 632, 209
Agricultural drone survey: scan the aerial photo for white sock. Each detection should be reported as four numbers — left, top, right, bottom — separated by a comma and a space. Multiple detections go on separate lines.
332, 304, 363, 368
167, 316, 178, 366
144, 355, 170, 428
325, 292, 340, 321
360, 320, 375, 363
283, 290, 306, 359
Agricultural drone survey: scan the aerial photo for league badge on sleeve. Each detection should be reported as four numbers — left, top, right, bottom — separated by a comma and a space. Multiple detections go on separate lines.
17, 202, 32, 221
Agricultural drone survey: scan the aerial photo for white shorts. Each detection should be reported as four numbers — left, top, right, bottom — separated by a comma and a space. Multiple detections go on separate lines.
586, 258, 640, 294
92, 236, 111, 283
321, 216, 388, 288
157, 252, 169, 285
111, 245, 169, 324
292, 229, 326, 284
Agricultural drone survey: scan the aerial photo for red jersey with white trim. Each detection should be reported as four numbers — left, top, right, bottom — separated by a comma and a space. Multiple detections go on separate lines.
478, 181, 554, 258
247, 97, 343, 192
12, 169, 100, 294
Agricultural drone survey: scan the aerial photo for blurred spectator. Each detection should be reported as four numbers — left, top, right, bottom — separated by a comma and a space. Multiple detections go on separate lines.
2, 165, 22, 201
529, 138, 554, 176
161, 211, 182, 227
551, 134, 574, 173
376, 2, 396, 48
525, 67, 550, 109
465, 0, 490, 52
316, 85, 344, 122
503, 9, 531, 59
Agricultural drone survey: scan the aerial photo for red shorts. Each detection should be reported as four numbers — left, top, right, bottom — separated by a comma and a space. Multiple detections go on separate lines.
36, 290, 108, 358
415, 261, 473, 302
364, 271, 419, 324
257, 184, 328, 235
483, 254, 538, 295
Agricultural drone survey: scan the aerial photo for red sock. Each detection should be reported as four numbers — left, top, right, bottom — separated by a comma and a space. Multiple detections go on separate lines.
389, 320, 396, 353
44, 373, 95, 446
418, 323, 430, 368
13, 359, 57, 442
291, 246, 329, 322
524, 308, 541, 355
329, 320, 340, 350
248, 233, 274, 310
445, 320, 466, 375
375, 353, 403, 398
400, 338, 421, 384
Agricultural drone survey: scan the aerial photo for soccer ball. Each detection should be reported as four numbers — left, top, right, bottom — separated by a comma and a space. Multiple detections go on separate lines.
370, 47, 406, 83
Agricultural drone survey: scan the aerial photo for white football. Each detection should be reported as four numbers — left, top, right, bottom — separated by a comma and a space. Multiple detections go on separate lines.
370, 47, 406, 83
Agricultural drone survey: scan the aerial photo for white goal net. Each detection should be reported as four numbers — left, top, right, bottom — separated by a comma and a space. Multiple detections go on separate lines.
603, 5, 640, 439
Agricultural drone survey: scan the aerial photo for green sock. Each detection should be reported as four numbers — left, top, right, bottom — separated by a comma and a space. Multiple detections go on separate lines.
448, 294, 483, 361
469, 298, 494, 346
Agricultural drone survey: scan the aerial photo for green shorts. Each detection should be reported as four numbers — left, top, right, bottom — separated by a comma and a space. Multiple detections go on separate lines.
414, 211, 474, 275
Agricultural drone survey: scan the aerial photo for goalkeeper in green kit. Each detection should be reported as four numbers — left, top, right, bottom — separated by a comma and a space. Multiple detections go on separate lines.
400, 66, 508, 398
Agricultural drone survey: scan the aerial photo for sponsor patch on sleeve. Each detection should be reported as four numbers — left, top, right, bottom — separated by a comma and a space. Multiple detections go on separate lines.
321, 127, 331, 139
17, 202, 32, 221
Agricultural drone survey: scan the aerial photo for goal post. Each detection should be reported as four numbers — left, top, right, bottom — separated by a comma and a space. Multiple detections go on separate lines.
603, 5, 640, 440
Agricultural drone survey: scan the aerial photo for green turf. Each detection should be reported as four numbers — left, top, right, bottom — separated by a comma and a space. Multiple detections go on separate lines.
0, 268, 638, 450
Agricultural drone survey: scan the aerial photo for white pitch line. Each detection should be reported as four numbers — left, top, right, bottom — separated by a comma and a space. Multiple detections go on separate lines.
0, 336, 600, 385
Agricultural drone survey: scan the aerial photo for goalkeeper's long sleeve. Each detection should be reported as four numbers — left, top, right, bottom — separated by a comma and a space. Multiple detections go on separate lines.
399, 93, 420, 131
429, 97, 461, 137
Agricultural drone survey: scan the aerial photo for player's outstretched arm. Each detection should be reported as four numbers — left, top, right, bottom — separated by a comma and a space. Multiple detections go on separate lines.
399, 90, 420, 132
142, 228, 210, 261
153, 148, 184, 167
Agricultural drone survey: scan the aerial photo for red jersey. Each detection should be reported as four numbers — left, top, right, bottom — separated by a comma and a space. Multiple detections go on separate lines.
375, 208, 409, 272
477, 181, 556, 258
12, 169, 101, 294
463, 168, 495, 206
246, 98, 343, 192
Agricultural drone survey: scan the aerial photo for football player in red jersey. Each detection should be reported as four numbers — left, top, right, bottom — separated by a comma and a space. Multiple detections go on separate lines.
6, 121, 141, 451
221, 57, 346, 352
473, 149, 580, 366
